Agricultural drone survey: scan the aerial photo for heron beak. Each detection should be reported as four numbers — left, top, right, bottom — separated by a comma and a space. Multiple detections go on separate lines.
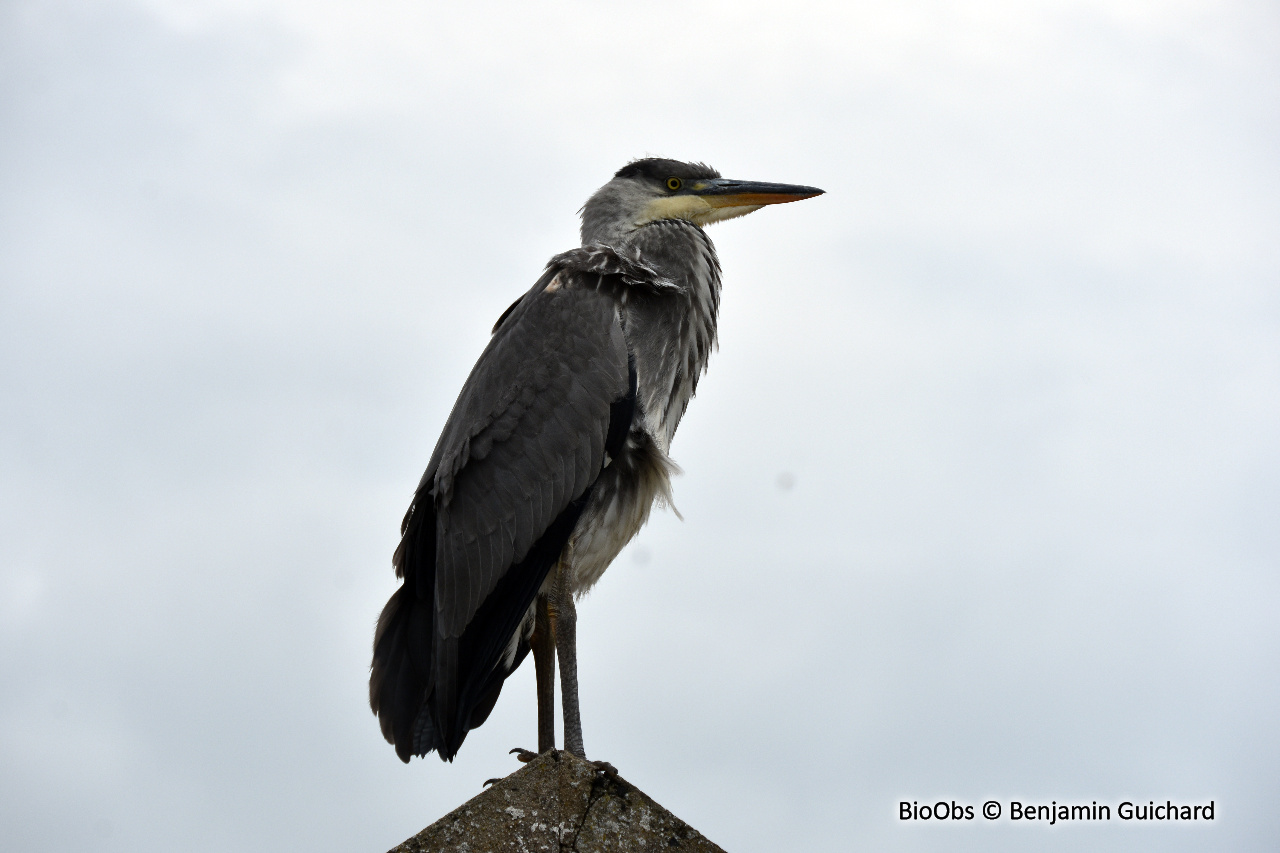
688, 178, 825, 208
635, 176, 824, 227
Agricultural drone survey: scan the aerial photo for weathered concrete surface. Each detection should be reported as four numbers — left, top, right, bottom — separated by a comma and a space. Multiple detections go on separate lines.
388, 750, 726, 853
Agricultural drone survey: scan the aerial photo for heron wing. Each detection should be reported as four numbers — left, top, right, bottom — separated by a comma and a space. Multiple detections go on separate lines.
424, 268, 630, 754
373, 247, 655, 761
429, 271, 627, 636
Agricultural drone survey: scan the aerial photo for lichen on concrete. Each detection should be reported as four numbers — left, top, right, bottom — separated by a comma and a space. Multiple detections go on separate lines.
387, 750, 726, 853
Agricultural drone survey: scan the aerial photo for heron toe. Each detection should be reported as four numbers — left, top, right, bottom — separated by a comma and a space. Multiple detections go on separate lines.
591, 759, 618, 778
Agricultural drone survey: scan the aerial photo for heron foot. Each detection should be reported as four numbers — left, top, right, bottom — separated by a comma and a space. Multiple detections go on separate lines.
509, 747, 539, 763
591, 760, 618, 778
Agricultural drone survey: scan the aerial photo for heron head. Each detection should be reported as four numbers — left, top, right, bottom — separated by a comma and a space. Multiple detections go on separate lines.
580, 158, 824, 245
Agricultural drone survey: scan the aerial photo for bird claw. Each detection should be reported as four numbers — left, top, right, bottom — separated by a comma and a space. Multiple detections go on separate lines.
483, 777, 502, 787
591, 760, 618, 778
510, 747, 539, 763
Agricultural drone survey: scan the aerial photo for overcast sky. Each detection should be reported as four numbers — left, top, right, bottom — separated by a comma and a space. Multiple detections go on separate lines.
2, 1, 1278, 851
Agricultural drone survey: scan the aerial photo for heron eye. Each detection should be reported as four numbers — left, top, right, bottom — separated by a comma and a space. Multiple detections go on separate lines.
666, 177, 682, 191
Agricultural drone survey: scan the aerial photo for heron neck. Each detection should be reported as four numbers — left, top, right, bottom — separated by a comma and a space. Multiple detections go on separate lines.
614, 220, 722, 450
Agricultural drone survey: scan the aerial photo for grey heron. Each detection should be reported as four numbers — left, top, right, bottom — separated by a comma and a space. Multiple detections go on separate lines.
370, 158, 823, 763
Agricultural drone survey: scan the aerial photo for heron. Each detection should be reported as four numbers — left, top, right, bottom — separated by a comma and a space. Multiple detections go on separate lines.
370, 158, 823, 764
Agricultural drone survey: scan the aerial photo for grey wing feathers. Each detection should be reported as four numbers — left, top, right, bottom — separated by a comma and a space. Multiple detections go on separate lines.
430, 276, 627, 636
549, 243, 683, 295
370, 260, 635, 762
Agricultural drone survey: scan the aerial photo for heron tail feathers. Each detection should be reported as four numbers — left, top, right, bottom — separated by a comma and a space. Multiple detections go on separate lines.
370, 586, 438, 762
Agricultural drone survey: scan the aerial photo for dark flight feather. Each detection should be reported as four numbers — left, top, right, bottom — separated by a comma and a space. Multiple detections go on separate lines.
370, 256, 640, 761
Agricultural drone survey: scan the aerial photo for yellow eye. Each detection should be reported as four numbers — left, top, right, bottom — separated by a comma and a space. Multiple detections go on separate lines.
666, 177, 682, 191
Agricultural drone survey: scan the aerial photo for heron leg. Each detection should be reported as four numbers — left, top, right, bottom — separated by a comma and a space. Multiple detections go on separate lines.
531, 594, 557, 753
552, 574, 586, 758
